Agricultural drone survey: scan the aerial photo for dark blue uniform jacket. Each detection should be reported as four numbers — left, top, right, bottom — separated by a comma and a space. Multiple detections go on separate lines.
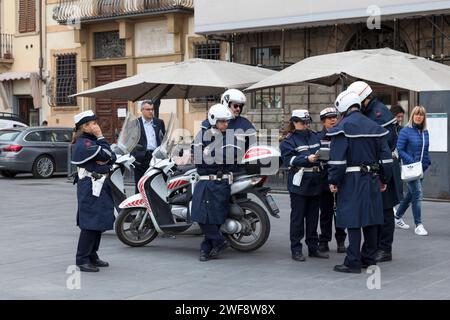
191, 127, 241, 225
364, 98, 402, 209
327, 110, 393, 228
72, 133, 117, 231
280, 129, 322, 196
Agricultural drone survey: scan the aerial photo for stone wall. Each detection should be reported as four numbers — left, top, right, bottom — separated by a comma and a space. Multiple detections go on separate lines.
234, 17, 450, 132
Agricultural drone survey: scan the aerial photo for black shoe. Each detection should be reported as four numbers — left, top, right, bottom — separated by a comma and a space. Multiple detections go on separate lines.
199, 251, 209, 262
309, 251, 329, 259
91, 259, 109, 267
337, 241, 346, 253
375, 250, 392, 263
77, 264, 100, 272
361, 263, 376, 269
333, 264, 361, 274
319, 242, 330, 252
209, 240, 229, 259
291, 252, 306, 262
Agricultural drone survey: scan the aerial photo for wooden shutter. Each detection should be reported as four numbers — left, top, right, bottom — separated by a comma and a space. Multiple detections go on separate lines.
18, 0, 28, 33
27, 0, 36, 33
18, 0, 36, 33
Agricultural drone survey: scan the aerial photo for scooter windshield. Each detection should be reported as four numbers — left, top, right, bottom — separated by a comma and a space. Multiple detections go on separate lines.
159, 113, 175, 158
116, 113, 141, 154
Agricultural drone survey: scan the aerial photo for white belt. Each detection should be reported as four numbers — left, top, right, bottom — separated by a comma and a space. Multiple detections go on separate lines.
198, 173, 233, 184
303, 166, 321, 173
77, 168, 108, 197
345, 165, 372, 173
77, 167, 108, 180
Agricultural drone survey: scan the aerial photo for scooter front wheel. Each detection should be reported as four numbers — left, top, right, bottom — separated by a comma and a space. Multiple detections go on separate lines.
115, 208, 158, 247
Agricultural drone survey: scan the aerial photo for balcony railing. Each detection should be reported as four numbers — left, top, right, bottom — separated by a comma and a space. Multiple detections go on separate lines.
0, 33, 13, 60
53, 0, 194, 23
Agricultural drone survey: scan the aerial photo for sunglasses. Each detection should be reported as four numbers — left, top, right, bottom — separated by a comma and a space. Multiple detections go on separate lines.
230, 103, 243, 109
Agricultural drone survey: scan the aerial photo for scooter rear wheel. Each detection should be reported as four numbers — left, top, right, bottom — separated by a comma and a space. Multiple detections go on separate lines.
227, 200, 271, 252
115, 208, 158, 247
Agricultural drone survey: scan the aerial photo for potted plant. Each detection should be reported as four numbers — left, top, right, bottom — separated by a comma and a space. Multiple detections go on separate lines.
3, 51, 12, 59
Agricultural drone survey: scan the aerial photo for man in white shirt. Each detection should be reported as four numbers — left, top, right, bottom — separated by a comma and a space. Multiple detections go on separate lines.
132, 100, 166, 193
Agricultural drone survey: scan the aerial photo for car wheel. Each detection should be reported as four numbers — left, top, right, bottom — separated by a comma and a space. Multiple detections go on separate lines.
32, 155, 55, 178
0, 170, 17, 178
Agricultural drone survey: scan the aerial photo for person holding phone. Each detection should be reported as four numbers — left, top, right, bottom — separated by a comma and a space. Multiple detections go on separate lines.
71, 110, 117, 272
280, 109, 329, 262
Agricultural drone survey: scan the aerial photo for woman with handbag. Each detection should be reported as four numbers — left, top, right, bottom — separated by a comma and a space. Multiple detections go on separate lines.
395, 106, 431, 236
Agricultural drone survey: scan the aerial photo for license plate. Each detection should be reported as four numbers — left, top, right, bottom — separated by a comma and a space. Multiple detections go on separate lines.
266, 195, 279, 214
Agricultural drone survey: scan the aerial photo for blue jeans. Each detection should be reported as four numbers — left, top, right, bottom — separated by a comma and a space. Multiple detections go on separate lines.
395, 179, 423, 226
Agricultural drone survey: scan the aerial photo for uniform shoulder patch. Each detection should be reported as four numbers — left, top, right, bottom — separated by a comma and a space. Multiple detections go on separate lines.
84, 139, 93, 148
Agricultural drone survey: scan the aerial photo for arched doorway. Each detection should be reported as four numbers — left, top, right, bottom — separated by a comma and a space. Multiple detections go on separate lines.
345, 25, 411, 114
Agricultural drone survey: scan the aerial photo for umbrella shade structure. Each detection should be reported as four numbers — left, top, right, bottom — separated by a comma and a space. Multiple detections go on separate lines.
72, 58, 277, 101
246, 48, 450, 92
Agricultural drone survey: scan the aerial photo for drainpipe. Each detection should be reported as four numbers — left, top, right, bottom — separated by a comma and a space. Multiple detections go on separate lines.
39, 0, 44, 81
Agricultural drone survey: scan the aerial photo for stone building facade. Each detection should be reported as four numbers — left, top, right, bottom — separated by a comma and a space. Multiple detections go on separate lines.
230, 18, 450, 132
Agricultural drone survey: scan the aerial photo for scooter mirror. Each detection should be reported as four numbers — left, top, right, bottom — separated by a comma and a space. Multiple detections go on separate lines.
178, 148, 184, 157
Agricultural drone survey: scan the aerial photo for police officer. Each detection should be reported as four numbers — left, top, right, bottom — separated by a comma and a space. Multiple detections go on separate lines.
317, 107, 347, 253
328, 91, 393, 273
71, 110, 117, 272
280, 110, 329, 262
191, 104, 240, 262
347, 81, 402, 263
201, 89, 256, 153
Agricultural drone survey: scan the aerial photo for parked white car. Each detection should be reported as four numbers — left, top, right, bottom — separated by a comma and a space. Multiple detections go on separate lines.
0, 113, 28, 129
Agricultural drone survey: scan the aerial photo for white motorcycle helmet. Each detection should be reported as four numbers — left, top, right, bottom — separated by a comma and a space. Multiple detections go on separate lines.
334, 90, 361, 113
346, 81, 373, 103
221, 89, 247, 112
208, 103, 233, 126
290, 109, 312, 123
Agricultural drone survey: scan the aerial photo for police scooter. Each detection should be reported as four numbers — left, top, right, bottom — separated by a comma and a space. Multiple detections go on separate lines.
114, 115, 281, 252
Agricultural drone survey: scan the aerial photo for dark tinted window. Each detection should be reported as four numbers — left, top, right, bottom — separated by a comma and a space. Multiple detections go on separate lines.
0, 131, 20, 141
25, 131, 46, 142
51, 130, 72, 143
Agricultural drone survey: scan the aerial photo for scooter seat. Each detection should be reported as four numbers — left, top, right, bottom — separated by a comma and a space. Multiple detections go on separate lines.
171, 165, 196, 177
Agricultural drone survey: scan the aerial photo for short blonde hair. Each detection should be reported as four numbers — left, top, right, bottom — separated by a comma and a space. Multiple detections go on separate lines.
407, 105, 427, 130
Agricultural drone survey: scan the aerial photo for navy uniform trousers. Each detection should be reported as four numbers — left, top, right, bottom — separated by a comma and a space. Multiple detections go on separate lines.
319, 189, 347, 244
290, 193, 320, 254
199, 224, 226, 253
378, 208, 395, 253
76, 230, 102, 265
346, 226, 378, 268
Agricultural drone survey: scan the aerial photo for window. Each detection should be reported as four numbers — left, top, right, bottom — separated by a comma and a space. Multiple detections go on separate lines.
0, 131, 20, 141
55, 54, 77, 107
19, 0, 36, 33
194, 41, 221, 60
94, 31, 125, 59
251, 47, 280, 67
192, 41, 221, 103
52, 130, 72, 143
250, 46, 282, 109
25, 131, 45, 142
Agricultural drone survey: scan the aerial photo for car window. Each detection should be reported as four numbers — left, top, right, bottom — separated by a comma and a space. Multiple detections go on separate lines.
0, 131, 20, 141
53, 130, 72, 143
24, 131, 46, 142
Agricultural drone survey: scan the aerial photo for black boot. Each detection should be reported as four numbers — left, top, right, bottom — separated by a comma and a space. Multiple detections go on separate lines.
199, 250, 209, 262
375, 250, 392, 262
337, 241, 346, 253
